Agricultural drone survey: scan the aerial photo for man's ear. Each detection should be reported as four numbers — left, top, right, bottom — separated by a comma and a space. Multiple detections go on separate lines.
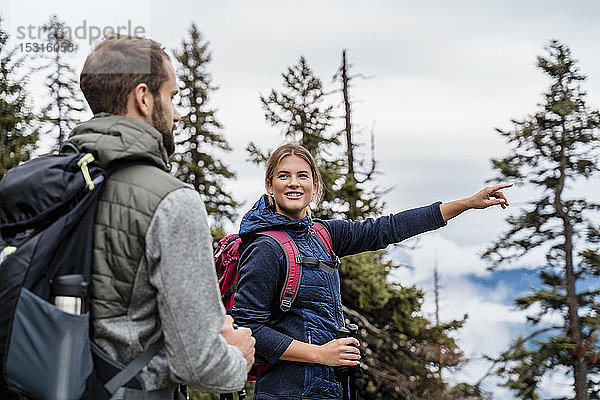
133, 83, 152, 117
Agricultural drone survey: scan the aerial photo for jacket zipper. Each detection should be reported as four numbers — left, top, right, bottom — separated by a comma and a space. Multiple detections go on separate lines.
329, 272, 343, 326
309, 233, 343, 327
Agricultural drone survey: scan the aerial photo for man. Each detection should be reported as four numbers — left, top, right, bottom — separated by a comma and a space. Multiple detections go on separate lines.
64, 35, 254, 395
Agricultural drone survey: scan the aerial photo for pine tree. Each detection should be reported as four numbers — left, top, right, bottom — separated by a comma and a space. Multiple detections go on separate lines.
332, 49, 383, 220
39, 15, 86, 150
330, 51, 482, 399
247, 56, 344, 219
0, 18, 38, 179
172, 23, 239, 225
483, 40, 600, 400
259, 56, 336, 153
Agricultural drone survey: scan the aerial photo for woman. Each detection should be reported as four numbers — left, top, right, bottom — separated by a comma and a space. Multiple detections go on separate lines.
230, 143, 510, 400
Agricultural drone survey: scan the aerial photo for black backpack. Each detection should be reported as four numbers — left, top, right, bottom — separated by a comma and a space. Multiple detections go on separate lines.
0, 151, 166, 400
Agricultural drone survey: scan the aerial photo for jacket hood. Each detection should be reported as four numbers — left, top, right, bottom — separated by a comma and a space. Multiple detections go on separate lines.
239, 195, 313, 236
63, 113, 169, 170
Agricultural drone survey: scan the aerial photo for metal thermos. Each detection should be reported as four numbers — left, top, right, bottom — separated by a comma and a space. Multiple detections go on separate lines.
51, 274, 88, 315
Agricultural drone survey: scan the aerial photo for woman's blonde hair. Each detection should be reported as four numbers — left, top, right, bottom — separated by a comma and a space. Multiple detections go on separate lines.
265, 143, 323, 209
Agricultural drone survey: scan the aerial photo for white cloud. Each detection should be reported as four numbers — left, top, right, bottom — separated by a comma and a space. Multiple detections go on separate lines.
388, 236, 574, 398
388, 228, 550, 285
539, 367, 574, 398
426, 276, 527, 398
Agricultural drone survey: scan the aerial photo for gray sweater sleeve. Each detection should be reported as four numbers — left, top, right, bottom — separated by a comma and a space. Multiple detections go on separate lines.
145, 187, 247, 392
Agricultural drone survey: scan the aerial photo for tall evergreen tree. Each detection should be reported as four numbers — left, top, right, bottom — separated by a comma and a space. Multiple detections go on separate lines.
258, 56, 336, 153
248, 56, 344, 219
172, 23, 239, 225
0, 18, 38, 179
332, 49, 383, 220
39, 15, 86, 149
483, 40, 600, 400
329, 50, 482, 399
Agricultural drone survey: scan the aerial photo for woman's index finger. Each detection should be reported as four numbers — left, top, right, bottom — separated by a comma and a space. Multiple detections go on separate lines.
491, 183, 513, 191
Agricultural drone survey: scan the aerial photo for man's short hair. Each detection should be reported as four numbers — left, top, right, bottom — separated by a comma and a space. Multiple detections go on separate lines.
80, 35, 170, 115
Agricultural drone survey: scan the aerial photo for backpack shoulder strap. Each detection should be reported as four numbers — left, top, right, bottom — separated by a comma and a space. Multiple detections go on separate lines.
257, 230, 301, 312
92, 337, 164, 396
312, 221, 334, 257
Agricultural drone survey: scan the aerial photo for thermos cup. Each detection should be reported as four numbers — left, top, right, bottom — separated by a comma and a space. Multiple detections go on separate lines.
51, 274, 88, 315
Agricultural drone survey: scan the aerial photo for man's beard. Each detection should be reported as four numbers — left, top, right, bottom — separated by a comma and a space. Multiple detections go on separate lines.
152, 96, 175, 156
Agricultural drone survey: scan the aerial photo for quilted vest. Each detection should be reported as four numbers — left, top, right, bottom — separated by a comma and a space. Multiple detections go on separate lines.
65, 113, 187, 318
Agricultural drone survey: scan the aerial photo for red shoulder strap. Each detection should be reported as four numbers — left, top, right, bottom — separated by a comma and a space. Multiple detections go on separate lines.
258, 230, 301, 312
312, 222, 334, 257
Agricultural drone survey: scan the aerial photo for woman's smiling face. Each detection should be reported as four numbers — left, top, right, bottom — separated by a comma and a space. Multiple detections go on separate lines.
266, 154, 316, 220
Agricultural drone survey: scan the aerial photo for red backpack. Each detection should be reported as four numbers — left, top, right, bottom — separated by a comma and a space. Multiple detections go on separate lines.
214, 222, 338, 313
214, 222, 340, 393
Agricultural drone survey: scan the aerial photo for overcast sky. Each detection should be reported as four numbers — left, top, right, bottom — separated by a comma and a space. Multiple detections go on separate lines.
4, 1, 600, 398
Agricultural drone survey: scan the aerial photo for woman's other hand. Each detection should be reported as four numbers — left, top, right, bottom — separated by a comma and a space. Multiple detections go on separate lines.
316, 337, 361, 367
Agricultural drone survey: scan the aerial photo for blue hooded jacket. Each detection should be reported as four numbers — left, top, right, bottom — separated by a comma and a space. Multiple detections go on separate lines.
230, 196, 446, 400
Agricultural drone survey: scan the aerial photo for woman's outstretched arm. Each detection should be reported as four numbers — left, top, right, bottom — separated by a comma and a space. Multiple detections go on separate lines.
326, 183, 512, 257
439, 183, 512, 222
